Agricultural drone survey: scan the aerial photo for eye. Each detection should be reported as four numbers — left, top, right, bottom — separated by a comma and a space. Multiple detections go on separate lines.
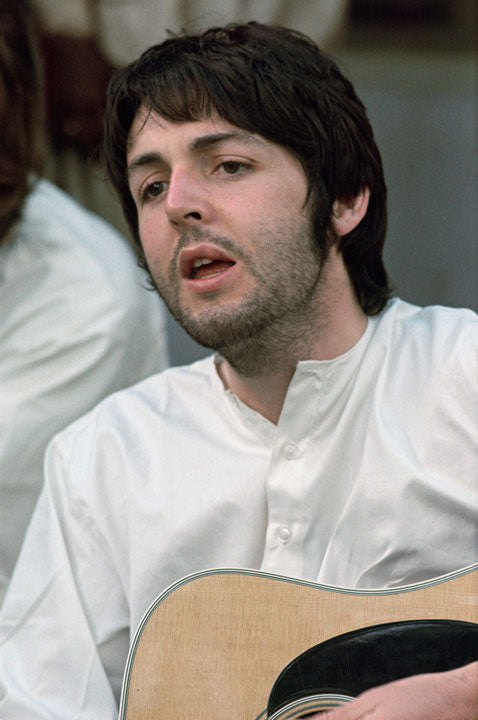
141, 180, 168, 202
213, 159, 254, 179
220, 161, 243, 175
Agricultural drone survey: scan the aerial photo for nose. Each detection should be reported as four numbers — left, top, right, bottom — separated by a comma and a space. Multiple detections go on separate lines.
164, 168, 213, 226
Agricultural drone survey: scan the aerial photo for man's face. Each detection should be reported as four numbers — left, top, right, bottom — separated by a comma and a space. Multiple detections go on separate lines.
127, 107, 326, 352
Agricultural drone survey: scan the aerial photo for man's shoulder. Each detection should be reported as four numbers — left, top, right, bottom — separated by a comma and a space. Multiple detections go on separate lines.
377, 297, 477, 347
50, 355, 219, 447
371, 298, 477, 386
23, 178, 124, 240
11, 177, 167, 353
10, 178, 138, 287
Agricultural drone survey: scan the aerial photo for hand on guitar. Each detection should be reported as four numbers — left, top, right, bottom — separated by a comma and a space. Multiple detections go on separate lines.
318, 662, 478, 719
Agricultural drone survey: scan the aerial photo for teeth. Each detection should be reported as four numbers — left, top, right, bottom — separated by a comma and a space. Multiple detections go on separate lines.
193, 258, 214, 268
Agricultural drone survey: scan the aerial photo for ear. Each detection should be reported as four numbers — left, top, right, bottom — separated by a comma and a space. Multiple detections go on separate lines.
330, 187, 370, 237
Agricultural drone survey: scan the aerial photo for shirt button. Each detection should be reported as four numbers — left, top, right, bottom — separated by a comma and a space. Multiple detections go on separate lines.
283, 442, 300, 459
278, 526, 292, 543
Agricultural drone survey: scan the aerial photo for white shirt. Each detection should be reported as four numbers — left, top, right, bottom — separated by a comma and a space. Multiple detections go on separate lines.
0, 298, 476, 718
0, 179, 168, 603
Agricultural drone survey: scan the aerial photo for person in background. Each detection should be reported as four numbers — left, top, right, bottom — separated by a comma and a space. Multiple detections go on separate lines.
0, 0, 169, 604
0, 20, 476, 719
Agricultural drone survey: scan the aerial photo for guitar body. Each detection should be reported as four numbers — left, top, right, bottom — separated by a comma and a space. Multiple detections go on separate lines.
119, 564, 478, 719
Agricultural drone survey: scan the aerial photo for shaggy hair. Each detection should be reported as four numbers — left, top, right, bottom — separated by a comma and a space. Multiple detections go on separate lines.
102, 22, 392, 314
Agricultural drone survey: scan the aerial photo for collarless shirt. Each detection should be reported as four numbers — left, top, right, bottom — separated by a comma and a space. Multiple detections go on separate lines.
0, 298, 476, 718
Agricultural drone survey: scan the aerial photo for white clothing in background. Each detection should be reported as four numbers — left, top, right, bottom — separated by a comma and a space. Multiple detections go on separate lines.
35, 0, 349, 65
0, 178, 168, 603
0, 298, 476, 718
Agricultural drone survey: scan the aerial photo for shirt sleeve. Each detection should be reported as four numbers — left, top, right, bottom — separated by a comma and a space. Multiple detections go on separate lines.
0, 437, 129, 718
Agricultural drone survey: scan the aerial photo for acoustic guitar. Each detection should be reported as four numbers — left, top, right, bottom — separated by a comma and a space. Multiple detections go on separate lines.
118, 564, 478, 719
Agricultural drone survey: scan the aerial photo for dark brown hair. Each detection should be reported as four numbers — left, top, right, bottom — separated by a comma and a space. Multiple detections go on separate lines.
102, 22, 392, 314
0, 0, 44, 239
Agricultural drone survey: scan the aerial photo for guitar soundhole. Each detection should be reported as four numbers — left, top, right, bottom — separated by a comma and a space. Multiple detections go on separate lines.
267, 693, 354, 719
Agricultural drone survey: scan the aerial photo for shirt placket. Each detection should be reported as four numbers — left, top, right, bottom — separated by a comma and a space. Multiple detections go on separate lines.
261, 366, 325, 579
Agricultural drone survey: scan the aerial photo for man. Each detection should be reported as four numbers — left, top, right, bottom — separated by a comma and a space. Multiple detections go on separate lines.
0, 0, 168, 604
0, 21, 476, 719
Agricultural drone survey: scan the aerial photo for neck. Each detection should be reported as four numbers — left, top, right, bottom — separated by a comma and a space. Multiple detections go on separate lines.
217, 249, 368, 424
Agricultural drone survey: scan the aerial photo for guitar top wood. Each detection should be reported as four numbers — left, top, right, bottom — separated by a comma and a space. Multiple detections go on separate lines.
120, 565, 478, 720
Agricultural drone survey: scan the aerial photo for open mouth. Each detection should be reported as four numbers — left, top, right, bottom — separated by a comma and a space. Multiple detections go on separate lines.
179, 244, 237, 282
191, 258, 235, 280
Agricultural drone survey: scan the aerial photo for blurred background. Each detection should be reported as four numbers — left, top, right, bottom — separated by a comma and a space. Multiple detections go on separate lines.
36, 0, 477, 366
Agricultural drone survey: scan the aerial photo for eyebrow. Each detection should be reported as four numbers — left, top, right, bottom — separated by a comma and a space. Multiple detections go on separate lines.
189, 131, 267, 153
127, 152, 166, 178
127, 130, 267, 178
